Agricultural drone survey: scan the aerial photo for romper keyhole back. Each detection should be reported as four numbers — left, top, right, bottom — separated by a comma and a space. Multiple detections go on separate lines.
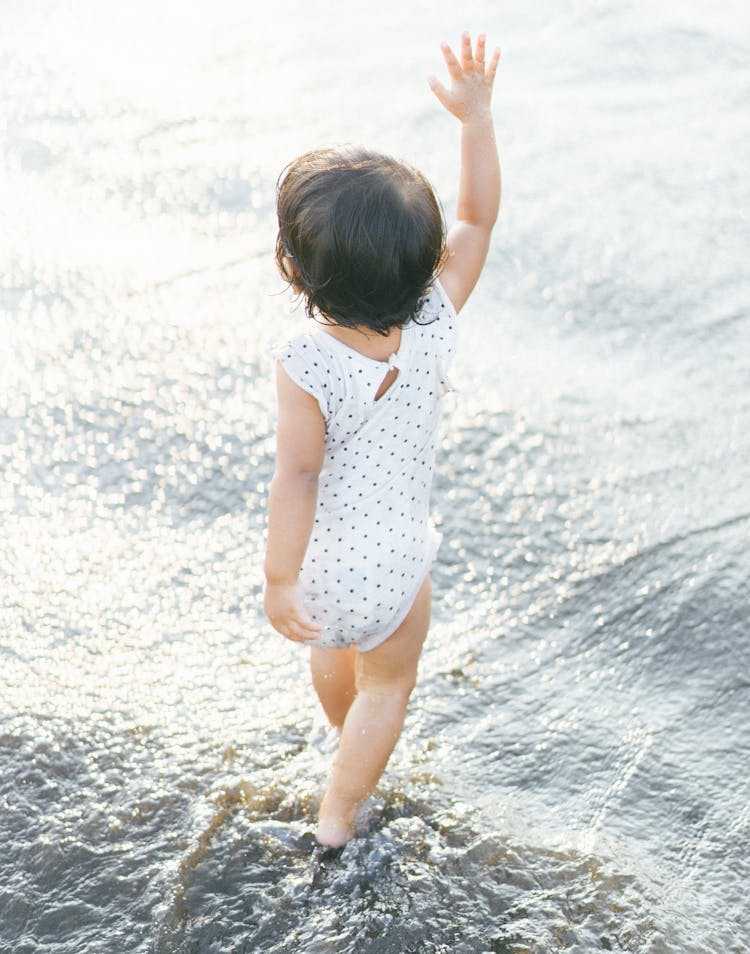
366, 328, 403, 403
374, 361, 399, 402
321, 326, 402, 403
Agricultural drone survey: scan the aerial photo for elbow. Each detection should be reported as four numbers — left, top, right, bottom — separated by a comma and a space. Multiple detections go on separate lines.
291, 467, 321, 486
270, 468, 320, 494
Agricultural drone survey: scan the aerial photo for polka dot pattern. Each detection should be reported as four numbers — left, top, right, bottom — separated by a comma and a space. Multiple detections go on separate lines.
274, 281, 458, 651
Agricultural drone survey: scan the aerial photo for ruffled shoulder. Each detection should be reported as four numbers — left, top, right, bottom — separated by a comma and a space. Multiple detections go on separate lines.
272, 334, 333, 422
414, 279, 459, 391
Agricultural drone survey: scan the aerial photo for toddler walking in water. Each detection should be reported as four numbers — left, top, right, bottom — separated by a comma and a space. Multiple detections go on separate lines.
264, 33, 501, 847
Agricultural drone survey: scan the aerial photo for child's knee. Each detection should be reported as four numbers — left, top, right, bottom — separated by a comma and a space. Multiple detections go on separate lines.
356, 668, 417, 703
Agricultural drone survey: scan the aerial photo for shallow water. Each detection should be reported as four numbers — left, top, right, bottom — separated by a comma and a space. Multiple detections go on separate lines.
2, 1, 749, 952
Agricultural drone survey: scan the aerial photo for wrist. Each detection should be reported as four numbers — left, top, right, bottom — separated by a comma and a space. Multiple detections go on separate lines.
460, 108, 494, 129
264, 572, 298, 588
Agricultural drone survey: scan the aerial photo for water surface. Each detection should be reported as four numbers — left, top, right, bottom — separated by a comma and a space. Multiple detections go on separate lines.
1, 2, 749, 951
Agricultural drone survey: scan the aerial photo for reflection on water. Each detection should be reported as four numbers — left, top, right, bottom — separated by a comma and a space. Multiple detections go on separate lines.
2, 1, 749, 952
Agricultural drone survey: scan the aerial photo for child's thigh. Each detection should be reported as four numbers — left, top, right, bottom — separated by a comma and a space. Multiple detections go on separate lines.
356, 575, 431, 690
310, 644, 356, 678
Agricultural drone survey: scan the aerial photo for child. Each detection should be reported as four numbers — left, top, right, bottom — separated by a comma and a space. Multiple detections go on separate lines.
264, 33, 501, 848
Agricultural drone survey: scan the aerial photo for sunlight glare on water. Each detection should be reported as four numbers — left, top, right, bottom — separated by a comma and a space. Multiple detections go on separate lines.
1, 1, 749, 952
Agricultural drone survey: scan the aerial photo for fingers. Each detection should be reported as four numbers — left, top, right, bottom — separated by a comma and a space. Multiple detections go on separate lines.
427, 74, 452, 110
460, 31, 474, 73
439, 40, 464, 83
288, 615, 322, 642
475, 33, 486, 72
269, 613, 322, 643
264, 581, 323, 643
280, 626, 319, 643
486, 45, 502, 85
439, 32, 501, 83
285, 628, 319, 643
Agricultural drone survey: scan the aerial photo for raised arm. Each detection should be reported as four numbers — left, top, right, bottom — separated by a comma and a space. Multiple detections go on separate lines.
263, 364, 324, 643
428, 32, 501, 313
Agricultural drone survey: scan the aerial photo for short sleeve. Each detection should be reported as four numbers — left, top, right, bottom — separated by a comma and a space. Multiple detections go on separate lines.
273, 335, 332, 423
418, 279, 459, 391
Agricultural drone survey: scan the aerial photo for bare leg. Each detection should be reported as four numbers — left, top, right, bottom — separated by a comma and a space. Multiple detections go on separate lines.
316, 576, 431, 847
310, 645, 357, 729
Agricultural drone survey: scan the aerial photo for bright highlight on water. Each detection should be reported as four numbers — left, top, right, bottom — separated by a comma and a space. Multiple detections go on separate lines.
1, 2, 748, 952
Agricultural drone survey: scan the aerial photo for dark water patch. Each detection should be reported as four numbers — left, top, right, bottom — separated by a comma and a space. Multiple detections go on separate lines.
419, 403, 750, 952
0, 720, 193, 954
153, 777, 662, 954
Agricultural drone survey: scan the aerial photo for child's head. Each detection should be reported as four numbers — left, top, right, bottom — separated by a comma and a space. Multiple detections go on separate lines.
276, 147, 445, 335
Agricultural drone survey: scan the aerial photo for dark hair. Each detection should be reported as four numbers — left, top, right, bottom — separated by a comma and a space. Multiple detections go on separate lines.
275, 147, 446, 335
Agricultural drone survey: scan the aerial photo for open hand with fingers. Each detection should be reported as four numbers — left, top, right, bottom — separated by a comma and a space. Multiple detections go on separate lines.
428, 32, 501, 124
264, 580, 322, 643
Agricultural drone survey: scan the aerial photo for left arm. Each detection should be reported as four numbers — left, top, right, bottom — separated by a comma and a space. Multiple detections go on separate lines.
263, 363, 325, 643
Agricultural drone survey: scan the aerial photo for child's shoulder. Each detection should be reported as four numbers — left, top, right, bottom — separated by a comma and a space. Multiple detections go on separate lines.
412, 281, 459, 351
274, 328, 319, 358
274, 330, 338, 383
418, 279, 458, 325
273, 330, 338, 420
273, 327, 338, 366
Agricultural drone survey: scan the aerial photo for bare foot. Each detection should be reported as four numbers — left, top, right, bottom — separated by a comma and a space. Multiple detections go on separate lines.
315, 815, 353, 848
316, 792, 358, 847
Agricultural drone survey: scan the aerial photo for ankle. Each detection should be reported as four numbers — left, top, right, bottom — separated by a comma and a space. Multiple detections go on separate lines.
315, 813, 353, 848
317, 791, 360, 848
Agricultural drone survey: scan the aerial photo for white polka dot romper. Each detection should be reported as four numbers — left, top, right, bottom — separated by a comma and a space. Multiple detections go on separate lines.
275, 280, 458, 652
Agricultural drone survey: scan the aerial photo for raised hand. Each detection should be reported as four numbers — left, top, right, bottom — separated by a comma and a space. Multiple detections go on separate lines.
428, 32, 501, 124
